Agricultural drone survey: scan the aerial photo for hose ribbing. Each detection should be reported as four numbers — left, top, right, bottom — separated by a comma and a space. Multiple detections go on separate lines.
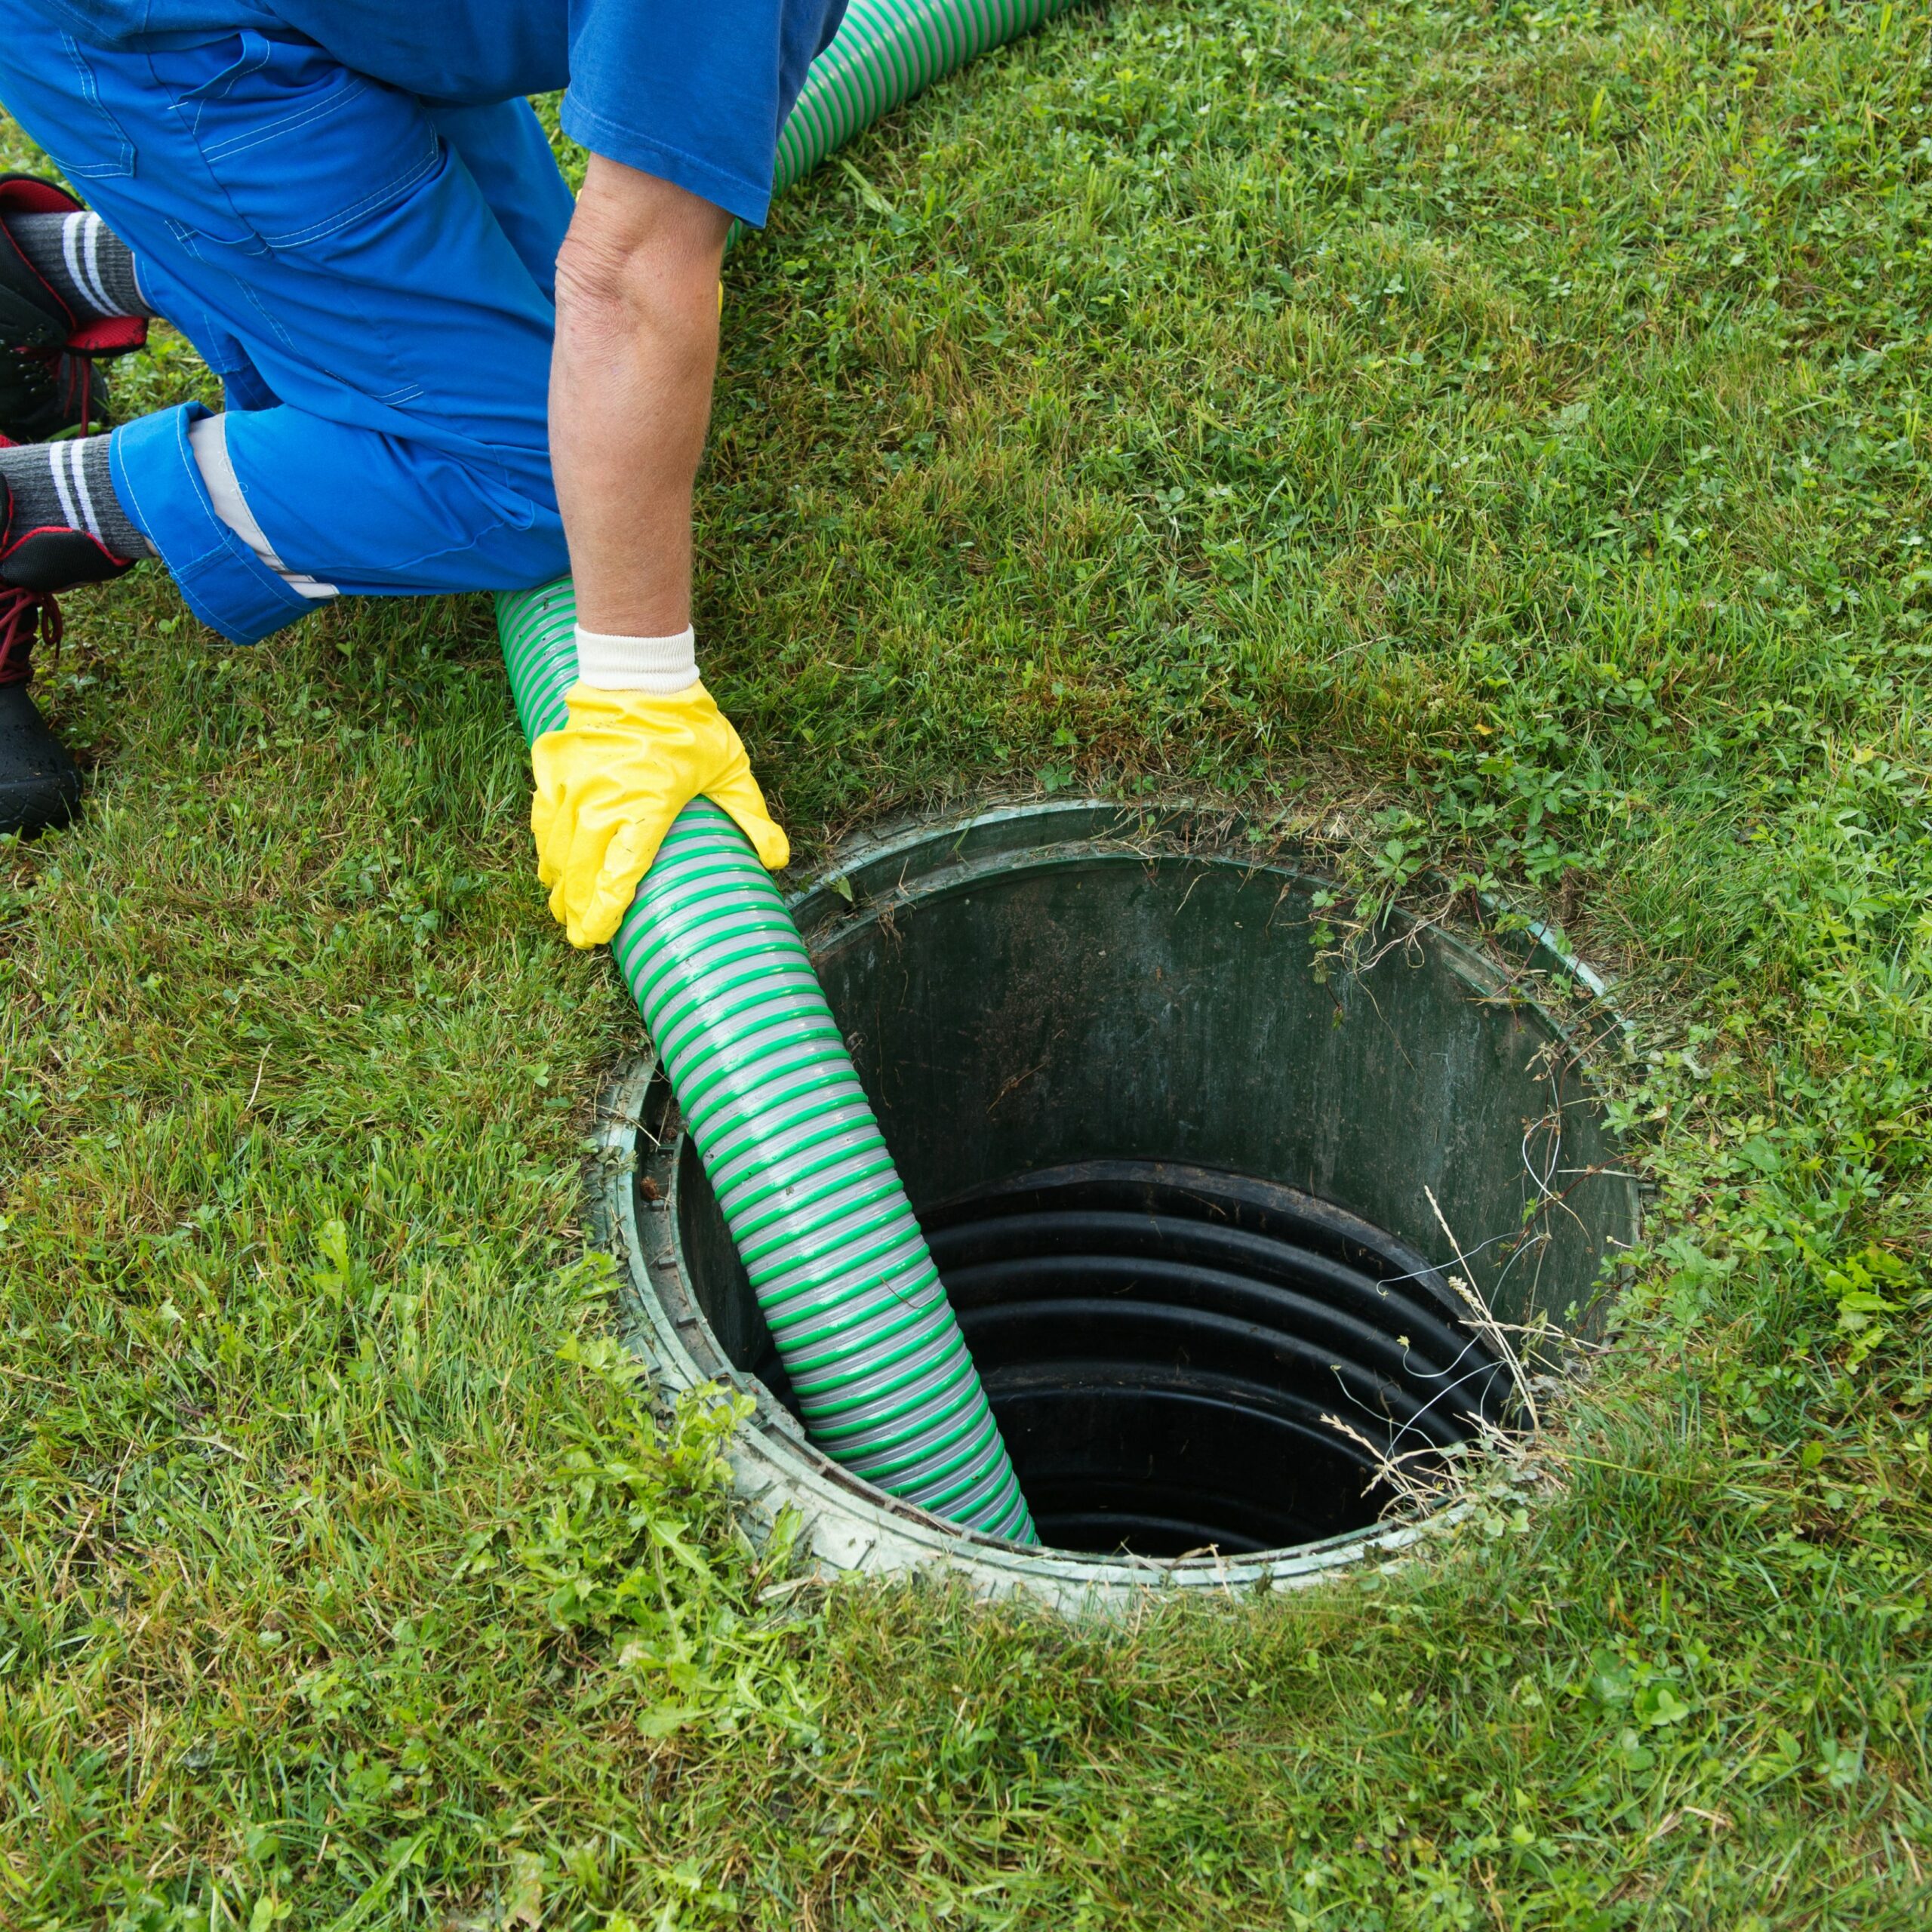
497, 0, 1082, 1542
776, 2, 1086, 194
499, 582, 1037, 1542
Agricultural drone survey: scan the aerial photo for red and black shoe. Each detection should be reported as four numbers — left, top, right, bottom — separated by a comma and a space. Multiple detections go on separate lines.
0, 459, 134, 835
0, 175, 147, 359
1, 176, 139, 448
0, 346, 109, 445
0, 584, 81, 835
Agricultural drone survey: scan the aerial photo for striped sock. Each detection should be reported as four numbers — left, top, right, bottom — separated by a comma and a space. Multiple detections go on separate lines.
0, 435, 153, 562
6, 212, 152, 322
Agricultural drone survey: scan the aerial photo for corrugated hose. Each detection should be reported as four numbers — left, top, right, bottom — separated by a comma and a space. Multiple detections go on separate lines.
499, 4, 1082, 1540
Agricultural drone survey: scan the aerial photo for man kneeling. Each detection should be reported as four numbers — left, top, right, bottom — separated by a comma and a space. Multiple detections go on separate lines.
1, 2, 826, 943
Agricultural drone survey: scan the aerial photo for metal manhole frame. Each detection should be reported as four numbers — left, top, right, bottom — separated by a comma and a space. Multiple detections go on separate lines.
589, 798, 1637, 1613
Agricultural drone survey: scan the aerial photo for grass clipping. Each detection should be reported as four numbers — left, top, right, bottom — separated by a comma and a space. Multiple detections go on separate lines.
1324, 1186, 1578, 1537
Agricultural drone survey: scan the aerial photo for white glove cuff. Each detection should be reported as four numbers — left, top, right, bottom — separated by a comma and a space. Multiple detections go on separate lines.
574, 623, 700, 695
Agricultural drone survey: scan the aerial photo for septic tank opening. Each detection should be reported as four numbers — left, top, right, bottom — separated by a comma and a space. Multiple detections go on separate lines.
924, 1162, 1509, 1555
609, 802, 1638, 1583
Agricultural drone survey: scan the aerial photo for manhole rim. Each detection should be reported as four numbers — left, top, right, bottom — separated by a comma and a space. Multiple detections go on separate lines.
592, 797, 1635, 1610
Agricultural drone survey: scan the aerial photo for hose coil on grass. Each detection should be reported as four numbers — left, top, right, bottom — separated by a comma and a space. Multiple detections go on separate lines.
776, 2, 1087, 194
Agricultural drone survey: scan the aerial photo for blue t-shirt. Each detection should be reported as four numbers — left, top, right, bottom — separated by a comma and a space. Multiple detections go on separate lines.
47, 1, 851, 224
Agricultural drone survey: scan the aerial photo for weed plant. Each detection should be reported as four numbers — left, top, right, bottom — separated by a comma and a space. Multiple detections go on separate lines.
5, 2, 1931, 1924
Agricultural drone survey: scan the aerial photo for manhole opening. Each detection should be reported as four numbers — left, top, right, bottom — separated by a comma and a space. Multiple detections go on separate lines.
644, 804, 1637, 1567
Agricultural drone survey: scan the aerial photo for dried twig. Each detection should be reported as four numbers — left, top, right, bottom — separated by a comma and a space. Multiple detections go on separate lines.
1323, 1193, 1577, 1527
1426, 1185, 1540, 1434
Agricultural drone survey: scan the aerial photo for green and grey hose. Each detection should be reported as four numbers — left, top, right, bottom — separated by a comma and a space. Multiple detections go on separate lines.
775, 0, 1086, 194
500, 584, 1035, 1542
498, 2, 1081, 1541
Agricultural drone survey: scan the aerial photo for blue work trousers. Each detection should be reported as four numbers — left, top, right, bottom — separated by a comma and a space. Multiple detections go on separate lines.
0, 8, 574, 641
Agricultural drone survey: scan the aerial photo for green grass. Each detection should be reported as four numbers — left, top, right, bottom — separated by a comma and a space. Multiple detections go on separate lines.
5, 0, 1932, 1923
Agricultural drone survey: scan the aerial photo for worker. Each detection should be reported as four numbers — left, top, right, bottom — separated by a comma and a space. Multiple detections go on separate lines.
0, 3, 826, 946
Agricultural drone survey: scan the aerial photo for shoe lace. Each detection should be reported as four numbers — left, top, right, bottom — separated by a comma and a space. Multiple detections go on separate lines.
0, 581, 61, 688
3, 349, 97, 432
50, 352, 96, 425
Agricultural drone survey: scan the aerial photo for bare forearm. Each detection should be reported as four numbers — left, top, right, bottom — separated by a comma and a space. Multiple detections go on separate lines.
549, 156, 731, 638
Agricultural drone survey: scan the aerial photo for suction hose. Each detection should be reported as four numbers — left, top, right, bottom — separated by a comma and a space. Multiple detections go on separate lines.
498, 2, 1084, 1538
499, 584, 1037, 1542
774, 1, 1088, 195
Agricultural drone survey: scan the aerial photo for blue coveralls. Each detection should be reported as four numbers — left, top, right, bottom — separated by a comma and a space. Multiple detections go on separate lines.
0, 2, 844, 643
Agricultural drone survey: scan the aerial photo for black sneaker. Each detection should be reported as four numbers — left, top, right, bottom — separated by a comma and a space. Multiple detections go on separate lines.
0, 458, 136, 836
0, 583, 80, 835
1, 174, 140, 445
0, 347, 109, 445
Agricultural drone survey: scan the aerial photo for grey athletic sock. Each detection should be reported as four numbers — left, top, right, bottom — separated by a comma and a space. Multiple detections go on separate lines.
7, 212, 152, 322
0, 435, 154, 561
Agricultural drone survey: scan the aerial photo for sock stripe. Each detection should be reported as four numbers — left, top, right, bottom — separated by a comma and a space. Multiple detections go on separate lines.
10, 211, 152, 325
81, 214, 114, 316
59, 214, 78, 274
47, 443, 80, 534
60, 214, 89, 317
1, 432, 151, 565
67, 441, 106, 546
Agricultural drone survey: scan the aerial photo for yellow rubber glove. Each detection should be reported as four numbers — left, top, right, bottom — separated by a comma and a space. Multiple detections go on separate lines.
531, 681, 789, 948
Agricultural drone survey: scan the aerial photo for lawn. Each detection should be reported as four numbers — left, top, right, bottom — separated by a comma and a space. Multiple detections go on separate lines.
5, 1, 1931, 1924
